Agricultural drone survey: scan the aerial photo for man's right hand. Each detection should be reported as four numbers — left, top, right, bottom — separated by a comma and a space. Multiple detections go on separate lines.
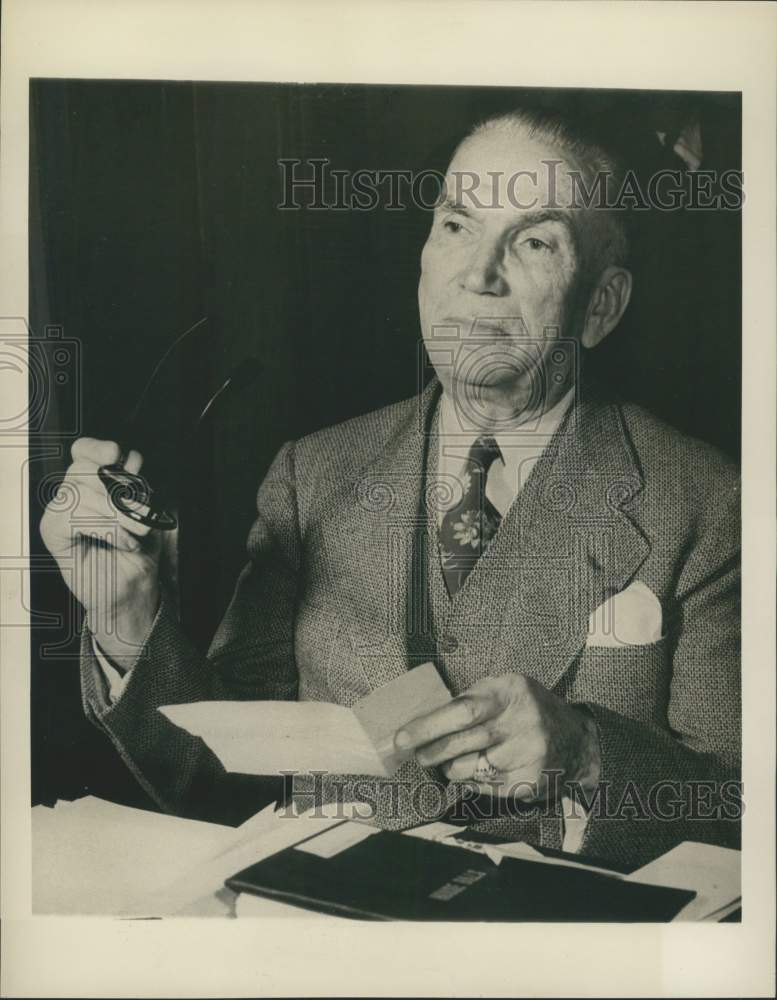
40, 438, 162, 667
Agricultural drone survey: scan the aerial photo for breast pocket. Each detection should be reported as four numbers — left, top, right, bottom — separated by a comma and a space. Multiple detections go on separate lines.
567, 635, 673, 726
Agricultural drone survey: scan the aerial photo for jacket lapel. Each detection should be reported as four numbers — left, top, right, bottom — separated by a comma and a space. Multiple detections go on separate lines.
449, 384, 651, 692
335, 378, 442, 692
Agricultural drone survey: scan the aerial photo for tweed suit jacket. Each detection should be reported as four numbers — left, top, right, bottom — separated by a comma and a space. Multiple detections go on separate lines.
81, 377, 741, 869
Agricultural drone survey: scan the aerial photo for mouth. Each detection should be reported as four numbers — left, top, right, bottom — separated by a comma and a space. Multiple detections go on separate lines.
440, 315, 520, 337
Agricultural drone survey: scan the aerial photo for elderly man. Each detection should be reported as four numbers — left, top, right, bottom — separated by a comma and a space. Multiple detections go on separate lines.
41, 107, 740, 869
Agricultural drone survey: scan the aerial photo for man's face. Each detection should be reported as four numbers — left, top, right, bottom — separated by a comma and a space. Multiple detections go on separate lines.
418, 127, 591, 419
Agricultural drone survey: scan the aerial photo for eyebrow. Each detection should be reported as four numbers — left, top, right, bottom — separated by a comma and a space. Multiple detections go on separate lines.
437, 196, 473, 215
437, 200, 578, 242
512, 209, 575, 231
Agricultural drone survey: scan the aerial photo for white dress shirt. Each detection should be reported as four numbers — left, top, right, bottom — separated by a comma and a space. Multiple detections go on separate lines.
93, 638, 136, 702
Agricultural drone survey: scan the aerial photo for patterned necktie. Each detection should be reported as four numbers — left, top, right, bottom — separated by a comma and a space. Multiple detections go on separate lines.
438, 435, 503, 598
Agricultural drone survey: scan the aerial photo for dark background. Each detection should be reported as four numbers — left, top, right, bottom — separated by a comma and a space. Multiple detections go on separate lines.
28, 80, 741, 809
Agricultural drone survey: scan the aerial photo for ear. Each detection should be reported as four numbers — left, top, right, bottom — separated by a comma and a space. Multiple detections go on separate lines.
580, 267, 633, 349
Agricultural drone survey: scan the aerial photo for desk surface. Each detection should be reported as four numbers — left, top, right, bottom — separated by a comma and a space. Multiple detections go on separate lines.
31, 799, 741, 921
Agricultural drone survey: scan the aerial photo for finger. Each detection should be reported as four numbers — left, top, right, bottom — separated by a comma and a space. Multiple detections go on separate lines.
67, 459, 113, 477
41, 478, 113, 552
62, 470, 154, 537
486, 731, 546, 773
123, 449, 144, 475
441, 751, 481, 781
395, 691, 500, 751
73, 522, 147, 554
441, 754, 524, 799
65, 449, 142, 478
71, 437, 123, 466
415, 724, 492, 767
441, 749, 513, 783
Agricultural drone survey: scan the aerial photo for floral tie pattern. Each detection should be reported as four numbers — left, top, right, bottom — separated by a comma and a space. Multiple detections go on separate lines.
439, 435, 502, 598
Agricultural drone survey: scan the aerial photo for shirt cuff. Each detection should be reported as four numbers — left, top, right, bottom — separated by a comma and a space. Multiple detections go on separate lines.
560, 795, 590, 853
91, 636, 132, 704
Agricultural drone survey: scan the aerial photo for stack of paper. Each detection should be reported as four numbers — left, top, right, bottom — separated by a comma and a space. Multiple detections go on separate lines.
32, 797, 242, 915
32, 796, 361, 917
625, 841, 741, 921
137, 804, 368, 917
160, 661, 452, 777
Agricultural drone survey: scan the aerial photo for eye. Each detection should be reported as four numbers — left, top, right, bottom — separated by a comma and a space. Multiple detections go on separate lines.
525, 237, 550, 251
436, 210, 472, 237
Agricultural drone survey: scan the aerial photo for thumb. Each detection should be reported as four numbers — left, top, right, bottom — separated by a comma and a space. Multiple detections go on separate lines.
123, 449, 144, 475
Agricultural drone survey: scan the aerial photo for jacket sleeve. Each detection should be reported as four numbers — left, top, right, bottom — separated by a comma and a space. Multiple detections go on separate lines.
79, 440, 302, 824
577, 482, 741, 870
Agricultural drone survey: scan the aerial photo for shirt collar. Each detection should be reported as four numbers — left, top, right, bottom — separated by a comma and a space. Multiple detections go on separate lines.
438, 385, 575, 461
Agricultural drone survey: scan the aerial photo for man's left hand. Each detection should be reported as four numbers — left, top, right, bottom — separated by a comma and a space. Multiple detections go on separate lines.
394, 674, 601, 802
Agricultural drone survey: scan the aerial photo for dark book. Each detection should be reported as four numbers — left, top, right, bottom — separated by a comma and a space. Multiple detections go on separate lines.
226, 826, 695, 922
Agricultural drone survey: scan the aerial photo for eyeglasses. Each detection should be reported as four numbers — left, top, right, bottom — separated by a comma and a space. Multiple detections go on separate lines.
98, 318, 262, 531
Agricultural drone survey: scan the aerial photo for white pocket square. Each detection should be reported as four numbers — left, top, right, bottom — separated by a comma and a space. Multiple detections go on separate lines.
586, 580, 663, 648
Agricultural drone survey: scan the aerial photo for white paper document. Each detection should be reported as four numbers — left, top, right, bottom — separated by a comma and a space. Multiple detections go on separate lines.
133, 804, 367, 917
625, 840, 741, 921
32, 796, 375, 917
294, 820, 381, 858
160, 661, 452, 777
32, 797, 244, 916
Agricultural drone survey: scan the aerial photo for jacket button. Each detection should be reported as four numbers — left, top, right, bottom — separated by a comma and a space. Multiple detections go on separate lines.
438, 634, 459, 653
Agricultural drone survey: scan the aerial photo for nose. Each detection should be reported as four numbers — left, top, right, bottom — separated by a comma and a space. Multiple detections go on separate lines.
458, 238, 508, 296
